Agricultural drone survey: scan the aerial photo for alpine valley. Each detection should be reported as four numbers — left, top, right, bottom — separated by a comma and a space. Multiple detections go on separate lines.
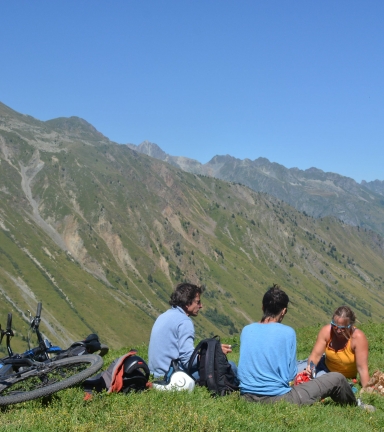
1, 101, 384, 351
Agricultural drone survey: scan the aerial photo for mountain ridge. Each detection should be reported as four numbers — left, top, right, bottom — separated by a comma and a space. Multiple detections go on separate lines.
128, 142, 384, 236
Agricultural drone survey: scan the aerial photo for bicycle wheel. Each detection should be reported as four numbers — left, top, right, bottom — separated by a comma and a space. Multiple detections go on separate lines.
0, 354, 103, 406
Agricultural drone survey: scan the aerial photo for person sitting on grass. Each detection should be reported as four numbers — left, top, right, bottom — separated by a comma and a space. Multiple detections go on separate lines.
148, 282, 236, 378
302, 305, 370, 388
237, 284, 373, 410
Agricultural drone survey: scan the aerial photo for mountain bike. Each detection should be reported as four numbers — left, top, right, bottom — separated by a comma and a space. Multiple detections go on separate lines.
0, 308, 104, 406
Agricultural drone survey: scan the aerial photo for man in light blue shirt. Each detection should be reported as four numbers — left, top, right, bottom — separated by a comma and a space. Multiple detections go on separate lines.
148, 282, 233, 377
148, 282, 204, 377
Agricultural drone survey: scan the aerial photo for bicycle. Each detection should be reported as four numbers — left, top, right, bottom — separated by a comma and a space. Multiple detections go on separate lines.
0, 306, 104, 406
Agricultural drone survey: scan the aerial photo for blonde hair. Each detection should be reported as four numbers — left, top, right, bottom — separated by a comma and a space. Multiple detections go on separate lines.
333, 305, 356, 325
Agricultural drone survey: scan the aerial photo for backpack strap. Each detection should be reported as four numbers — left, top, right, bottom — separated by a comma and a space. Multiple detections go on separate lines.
170, 358, 181, 372
167, 358, 182, 379
204, 339, 221, 392
187, 339, 206, 376
187, 336, 221, 377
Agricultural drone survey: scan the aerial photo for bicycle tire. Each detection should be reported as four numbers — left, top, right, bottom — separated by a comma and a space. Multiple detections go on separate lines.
0, 354, 103, 406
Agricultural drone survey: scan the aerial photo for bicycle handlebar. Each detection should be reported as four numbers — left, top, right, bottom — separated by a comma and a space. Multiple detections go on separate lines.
6, 314, 12, 332
36, 302, 42, 319
31, 303, 42, 332
5, 313, 14, 357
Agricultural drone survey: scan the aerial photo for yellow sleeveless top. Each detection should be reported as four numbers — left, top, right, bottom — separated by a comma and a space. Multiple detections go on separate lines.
325, 337, 357, 378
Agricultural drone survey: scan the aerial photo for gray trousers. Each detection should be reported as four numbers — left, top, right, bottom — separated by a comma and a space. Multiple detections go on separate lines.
242, 372, 357, 406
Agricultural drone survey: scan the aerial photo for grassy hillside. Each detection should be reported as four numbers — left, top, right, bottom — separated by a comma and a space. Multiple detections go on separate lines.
1, 102, 384, 351
1, 322, 384, 432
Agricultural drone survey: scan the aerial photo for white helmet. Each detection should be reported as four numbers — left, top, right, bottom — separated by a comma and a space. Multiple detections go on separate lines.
152, 371, 195, 392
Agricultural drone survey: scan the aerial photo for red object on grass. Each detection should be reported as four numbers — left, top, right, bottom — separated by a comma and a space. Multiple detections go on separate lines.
294, 371, 311, 385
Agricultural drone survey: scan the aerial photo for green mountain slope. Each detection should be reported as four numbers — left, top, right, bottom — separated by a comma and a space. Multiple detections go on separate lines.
1, 102, 384, 351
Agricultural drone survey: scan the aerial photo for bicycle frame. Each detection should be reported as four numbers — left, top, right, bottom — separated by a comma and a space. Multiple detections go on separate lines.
0, 303, 61, 365
24, 302, 62, 361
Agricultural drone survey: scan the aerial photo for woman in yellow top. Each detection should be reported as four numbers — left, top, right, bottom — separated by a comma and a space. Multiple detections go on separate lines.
305, 306, 370, 388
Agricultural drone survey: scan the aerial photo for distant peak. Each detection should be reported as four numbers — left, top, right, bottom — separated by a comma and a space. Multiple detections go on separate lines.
254, 156, 270, 164
305, 167, 324, 174
138, 140, 163, 152
207, 154, 237, 164
133, 141, 168, 160
45, 116, 107, 141
46, 116, 95, 131
207, 155, 273, 166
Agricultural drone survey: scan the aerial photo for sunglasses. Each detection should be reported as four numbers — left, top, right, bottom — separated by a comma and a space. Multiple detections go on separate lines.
330, 321, 351, 330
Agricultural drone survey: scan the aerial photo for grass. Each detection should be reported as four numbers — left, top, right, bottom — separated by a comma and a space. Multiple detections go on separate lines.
2, 323, 384, 431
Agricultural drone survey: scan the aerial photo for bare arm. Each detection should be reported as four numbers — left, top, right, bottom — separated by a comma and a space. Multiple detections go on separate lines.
352, 329, 370, 388
305, 325, 330, 373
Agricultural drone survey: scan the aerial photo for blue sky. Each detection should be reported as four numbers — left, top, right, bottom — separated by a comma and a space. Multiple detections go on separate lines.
1, 1, 383, 182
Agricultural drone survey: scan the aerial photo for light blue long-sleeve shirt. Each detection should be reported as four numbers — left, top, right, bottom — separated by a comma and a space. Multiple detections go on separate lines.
148, 306, 195, 377
238, 322, 298, 396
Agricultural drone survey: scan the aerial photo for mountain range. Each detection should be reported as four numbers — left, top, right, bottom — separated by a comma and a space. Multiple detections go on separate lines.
128, 141, 384, 236
1, 101, 384, 351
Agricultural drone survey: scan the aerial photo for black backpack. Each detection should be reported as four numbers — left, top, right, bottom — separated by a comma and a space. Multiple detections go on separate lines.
83, 350, 150, 399
187, 336, 239, 396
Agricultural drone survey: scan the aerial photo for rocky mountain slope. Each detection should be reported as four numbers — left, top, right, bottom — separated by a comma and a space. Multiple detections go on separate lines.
129, 142, 384, 236
1, 102, 384, 351
362, 179, 384, 197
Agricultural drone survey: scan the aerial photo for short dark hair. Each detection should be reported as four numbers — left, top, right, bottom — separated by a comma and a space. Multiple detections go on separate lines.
169, 282, 204, 308
261, 283, 289, 322
333, 305, 356, 325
